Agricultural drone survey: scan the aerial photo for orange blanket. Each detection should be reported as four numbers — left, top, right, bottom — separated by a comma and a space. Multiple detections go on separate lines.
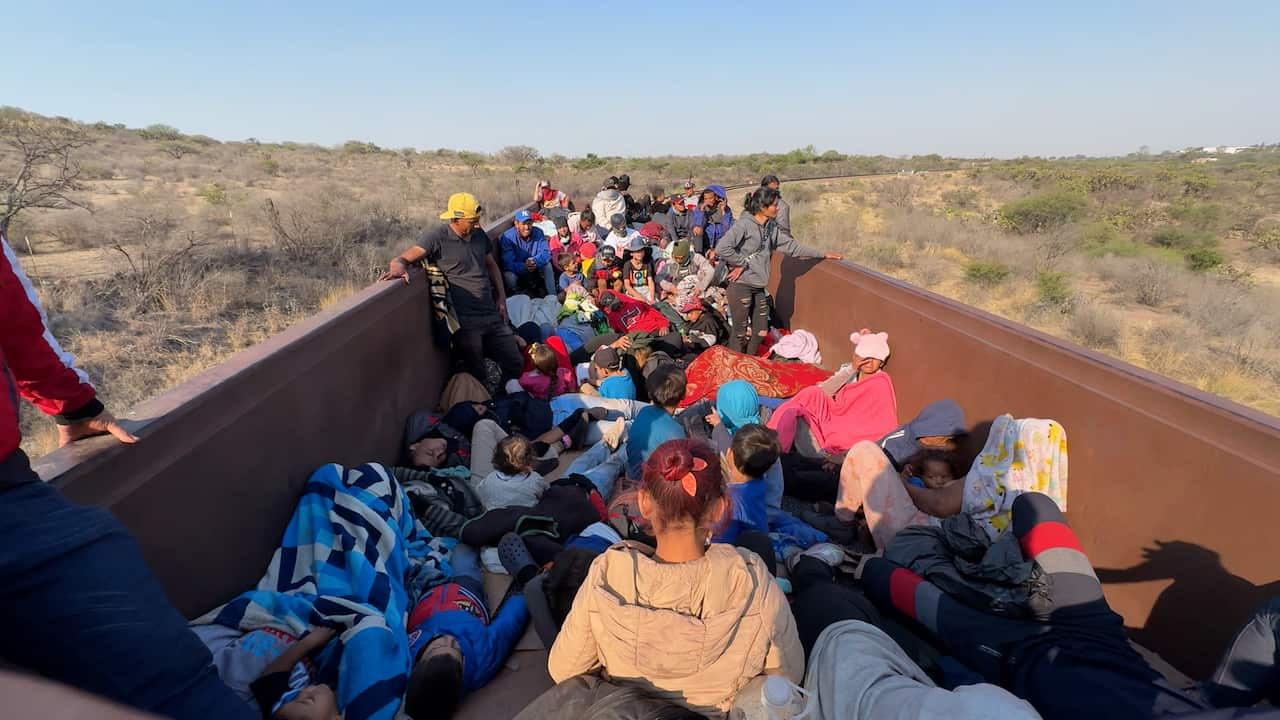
680, 345, 832, 408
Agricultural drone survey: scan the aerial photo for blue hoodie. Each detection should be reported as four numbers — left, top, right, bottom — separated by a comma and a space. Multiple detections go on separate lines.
407, 584, 528, 692
500, 226, 551, 271
877, 399, 967, 470
691, 184, 733, 249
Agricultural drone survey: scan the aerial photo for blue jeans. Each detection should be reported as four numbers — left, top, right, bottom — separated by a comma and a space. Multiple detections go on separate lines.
449, 543, 485, 601
564, 439, 627, 499
550, 395, 646, 446
0, 451, 256, 719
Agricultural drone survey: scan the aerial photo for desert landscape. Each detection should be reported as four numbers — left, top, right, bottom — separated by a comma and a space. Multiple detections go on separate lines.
5, 106, 1278, 456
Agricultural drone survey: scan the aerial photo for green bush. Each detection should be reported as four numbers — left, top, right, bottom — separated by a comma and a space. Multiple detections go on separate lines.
862, 242, 905, 269
1037, 271, 1072, 306
997, 190, 1086, 233
964, 261, 1012, 287
342, 140, 381, 155
572, 153, 607, 171
942, 187, 980, 210
1168, 201, 1221, 230
1151, 226, 1214, 250
138, 123, 183, 141
1184, 247, 1224, 272
1082, 221, 1141, 257
196, 183, 227, 205
261, 156, 281, 176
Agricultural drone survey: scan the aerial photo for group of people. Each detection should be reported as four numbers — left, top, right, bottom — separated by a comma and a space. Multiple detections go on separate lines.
2, 169, 1278, 720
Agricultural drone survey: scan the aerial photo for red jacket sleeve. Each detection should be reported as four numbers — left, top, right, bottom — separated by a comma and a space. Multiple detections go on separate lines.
1, 234, 100, 422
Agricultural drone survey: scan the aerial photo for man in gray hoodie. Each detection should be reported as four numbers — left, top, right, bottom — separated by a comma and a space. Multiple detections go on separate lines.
715, 186, 842, 354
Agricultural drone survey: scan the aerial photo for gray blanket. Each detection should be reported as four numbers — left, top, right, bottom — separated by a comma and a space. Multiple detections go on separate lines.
884, 513, 1049, 618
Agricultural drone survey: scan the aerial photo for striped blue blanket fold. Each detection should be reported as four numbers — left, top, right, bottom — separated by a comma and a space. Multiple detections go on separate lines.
193, 462, 454, 720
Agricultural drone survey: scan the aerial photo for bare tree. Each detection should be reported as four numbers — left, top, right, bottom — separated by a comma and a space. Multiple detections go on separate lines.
1, 117, 91, 232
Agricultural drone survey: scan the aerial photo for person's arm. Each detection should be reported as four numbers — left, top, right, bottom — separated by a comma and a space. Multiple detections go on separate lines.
484, 254, 509, 322
547, 566, 604, 683
0, 236, 135, 446
644, 271, 655, 300
818, 364, 856, 396
500, 233, 519, 271
475, 594, 530, 688
775, 229, 842, 262
710, 419, 732, 454
713, 222, 746, 267
257, 627, 335, 681
902, 479, 964, 518
693, 255, 715, 294
532, 232, 552, 267
761, 568, 805, 683
380, 242, 429, 282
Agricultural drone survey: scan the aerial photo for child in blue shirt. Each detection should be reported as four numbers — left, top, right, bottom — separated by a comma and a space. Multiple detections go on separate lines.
557, 252, 587, 300
715, 423, 781, 544
625, 365, 688, 479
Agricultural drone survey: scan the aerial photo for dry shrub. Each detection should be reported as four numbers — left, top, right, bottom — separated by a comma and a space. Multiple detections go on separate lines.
1127, 260, 1177, 307
1068, 302, 1121, 349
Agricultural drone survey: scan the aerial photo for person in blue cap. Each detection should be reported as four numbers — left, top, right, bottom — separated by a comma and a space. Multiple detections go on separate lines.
500, 209, 555, 297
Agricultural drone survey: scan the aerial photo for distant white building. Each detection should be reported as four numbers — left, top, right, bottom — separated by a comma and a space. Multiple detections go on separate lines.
1200, 145, 1254, 154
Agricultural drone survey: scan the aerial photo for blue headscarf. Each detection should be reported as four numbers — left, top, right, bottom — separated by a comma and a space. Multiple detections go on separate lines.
716, 380, 761, 433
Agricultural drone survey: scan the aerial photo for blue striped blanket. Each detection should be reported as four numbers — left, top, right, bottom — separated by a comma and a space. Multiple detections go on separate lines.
193, 462, 454, 720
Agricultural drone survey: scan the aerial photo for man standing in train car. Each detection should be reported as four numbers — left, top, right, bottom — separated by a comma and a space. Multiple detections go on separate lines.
0, 234, 258, 719
380, 193, 524, 380
761, 174, 791, 236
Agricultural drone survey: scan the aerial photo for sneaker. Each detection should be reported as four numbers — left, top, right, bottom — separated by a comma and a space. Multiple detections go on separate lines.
786, 542, 846, 573
600, 417, 627, 452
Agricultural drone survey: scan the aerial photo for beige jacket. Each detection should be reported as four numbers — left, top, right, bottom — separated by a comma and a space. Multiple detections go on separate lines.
548, 541, 804, 716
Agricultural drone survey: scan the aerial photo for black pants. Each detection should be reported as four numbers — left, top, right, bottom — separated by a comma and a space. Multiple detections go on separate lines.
781, 453, 839, 503
726, 283, 770, 355
454, 317, 524, 381
734, 529, 776, 577
861, 492, 1207, 720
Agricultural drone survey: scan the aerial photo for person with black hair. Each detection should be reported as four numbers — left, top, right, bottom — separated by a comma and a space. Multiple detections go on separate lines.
402, 542, 532, 720
624, 365, 689, 480
715, 187, 843, 355
760, 174, 791, 236
715, 424, 781, 550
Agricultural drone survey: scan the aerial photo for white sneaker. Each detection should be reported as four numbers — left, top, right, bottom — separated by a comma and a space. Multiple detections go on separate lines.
601, 417, 627, 452
786, 543, 845, 573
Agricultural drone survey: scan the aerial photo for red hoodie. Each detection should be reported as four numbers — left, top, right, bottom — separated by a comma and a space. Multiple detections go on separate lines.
600, 290, 671, 335
1, 234, 100, 462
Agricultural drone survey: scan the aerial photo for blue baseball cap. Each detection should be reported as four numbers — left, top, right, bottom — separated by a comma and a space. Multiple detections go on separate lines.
514, 209, 533, 222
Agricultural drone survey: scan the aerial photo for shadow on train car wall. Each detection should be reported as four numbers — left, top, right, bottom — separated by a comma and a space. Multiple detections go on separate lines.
773, 253, 1280, 678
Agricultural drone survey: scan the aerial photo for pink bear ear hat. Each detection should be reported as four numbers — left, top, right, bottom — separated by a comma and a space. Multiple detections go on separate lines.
850, 329, 891, 361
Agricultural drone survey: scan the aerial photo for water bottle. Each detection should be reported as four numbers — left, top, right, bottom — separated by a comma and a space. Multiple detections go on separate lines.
762, 675, 811, 720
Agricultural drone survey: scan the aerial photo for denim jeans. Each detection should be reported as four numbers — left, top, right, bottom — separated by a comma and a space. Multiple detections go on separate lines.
0, 451, 256, 719
448, 543, 486, 601
1202, 597, 1280, 708
564, 439, 627, 499
550, 395, 646, 446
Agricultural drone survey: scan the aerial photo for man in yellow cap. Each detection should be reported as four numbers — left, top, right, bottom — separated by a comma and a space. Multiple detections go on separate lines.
380, 193, 523, 379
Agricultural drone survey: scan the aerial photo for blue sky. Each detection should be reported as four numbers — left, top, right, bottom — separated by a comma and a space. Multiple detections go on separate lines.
4, 1, 1276, 157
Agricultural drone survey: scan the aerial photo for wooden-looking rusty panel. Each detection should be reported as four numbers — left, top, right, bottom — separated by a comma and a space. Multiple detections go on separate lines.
771, 255, 1280, 677
33, 207, 527, 619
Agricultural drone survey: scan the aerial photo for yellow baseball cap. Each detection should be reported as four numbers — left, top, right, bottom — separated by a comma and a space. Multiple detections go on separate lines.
439, 192, 483, 220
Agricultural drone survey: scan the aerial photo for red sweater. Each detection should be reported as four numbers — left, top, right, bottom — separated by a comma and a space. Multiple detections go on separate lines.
600, 290, 671, 335
1, 234, 100, 461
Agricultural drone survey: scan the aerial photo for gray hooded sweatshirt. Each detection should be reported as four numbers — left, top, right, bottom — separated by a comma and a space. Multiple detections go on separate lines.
714, 214, 824, 289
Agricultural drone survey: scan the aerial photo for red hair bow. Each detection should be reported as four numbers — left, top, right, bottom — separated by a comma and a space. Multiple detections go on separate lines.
677, 458, 708, 497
